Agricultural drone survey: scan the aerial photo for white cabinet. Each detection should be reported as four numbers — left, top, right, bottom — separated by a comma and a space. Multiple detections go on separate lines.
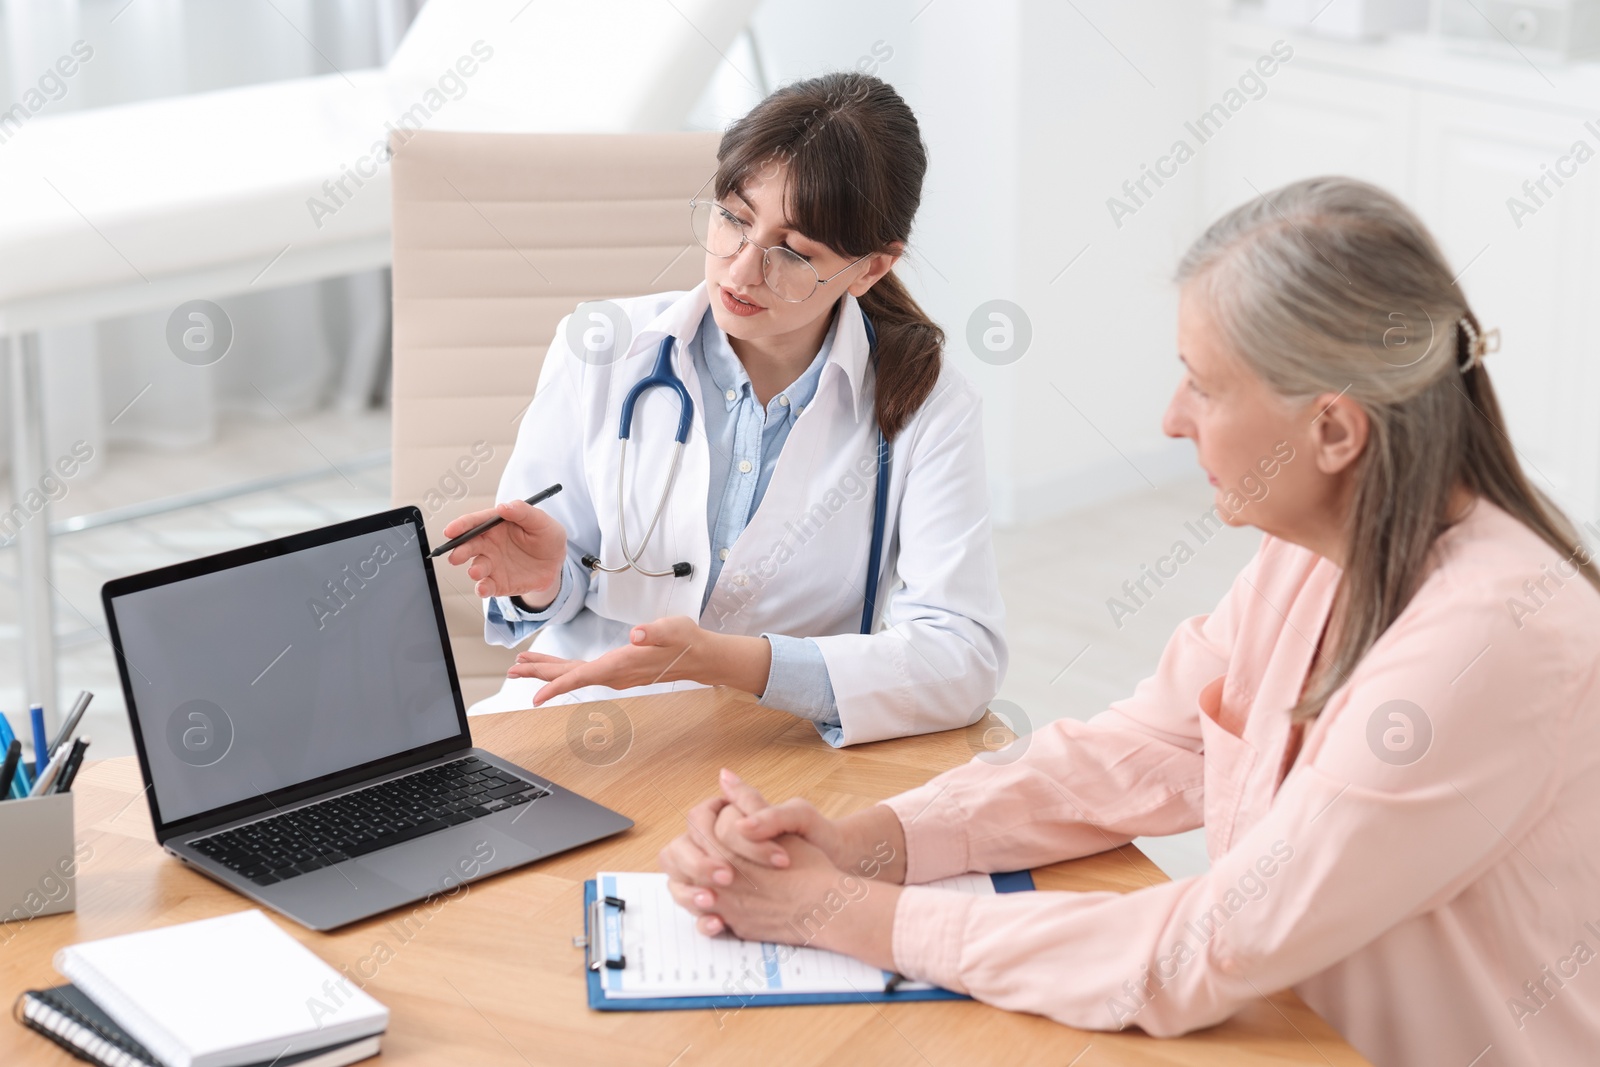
1200, 62, 1414, 218
1202, 20, 1600, 523
1413, 90, 1600, 520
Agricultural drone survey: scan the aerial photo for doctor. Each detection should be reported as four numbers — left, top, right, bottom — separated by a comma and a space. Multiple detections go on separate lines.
440, 71, 1006, 746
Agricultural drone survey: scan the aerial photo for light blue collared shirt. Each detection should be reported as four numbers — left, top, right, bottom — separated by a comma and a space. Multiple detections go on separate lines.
488, 305, 843, 731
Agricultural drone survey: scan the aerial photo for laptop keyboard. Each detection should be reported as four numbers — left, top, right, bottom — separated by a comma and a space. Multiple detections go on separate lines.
187, 756, 550, 886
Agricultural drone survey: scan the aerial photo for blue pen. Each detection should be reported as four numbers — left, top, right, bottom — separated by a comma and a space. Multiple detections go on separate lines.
30, 704, 49, 776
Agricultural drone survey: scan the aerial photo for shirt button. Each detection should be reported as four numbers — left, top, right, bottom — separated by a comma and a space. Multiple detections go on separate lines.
778, 395, 790, 407
738, 459, 753, 474
718, 548, 730, 561
725, 388, 736, 401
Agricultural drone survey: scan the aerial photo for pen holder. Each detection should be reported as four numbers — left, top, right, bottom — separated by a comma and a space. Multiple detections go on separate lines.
0, 792, 78, 925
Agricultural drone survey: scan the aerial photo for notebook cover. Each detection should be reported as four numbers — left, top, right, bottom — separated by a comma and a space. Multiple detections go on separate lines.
583, 870, 1035, 1011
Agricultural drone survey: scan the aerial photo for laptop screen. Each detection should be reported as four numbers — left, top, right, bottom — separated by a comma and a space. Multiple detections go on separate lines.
106, 514, 465, 826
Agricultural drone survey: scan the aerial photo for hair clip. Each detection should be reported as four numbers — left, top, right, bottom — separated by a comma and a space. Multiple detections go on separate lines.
1458, 318, 1500, 374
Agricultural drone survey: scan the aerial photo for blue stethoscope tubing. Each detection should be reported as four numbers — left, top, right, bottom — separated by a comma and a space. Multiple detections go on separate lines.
609, 336, 694, 578
601, 309, 890, 636
858, 314, 889, 636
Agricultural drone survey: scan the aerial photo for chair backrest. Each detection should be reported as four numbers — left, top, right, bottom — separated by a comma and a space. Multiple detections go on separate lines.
390, 130, 718, 707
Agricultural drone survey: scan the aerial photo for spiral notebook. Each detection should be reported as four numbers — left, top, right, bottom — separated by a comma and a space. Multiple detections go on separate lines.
12, 984, 379, 1067
583, 869, 1034, 1011
41, 910, 387, 1067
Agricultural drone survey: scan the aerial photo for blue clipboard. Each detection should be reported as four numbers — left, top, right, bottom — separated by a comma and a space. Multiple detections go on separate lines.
583, 870, 1034, 1011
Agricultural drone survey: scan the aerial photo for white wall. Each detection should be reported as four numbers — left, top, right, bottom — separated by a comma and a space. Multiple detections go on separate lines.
1008, 0, 1208, 524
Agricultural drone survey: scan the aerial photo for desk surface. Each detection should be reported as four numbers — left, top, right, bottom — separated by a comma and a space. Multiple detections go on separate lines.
0, 690, 1371, 1066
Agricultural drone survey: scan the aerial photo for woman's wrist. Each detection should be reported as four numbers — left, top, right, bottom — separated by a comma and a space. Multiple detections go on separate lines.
814, 809, 910, 969
509, 590, 555, 613
837, 805, 909, 885
692, 631, 773, 694
511, 565, 564, 613
813, 877, 902, 970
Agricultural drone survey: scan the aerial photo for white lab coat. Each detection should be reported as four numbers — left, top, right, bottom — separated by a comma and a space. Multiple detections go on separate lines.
471, 282, 1006, 746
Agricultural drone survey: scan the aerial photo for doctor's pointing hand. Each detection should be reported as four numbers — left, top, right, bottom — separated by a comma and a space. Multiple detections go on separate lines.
443, 499, 773, 705
446, 497, 565, 604
440, 71, 1007, 747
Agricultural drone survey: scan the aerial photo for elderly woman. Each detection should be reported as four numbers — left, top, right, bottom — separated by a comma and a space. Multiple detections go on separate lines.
658, 177, 1600, 1067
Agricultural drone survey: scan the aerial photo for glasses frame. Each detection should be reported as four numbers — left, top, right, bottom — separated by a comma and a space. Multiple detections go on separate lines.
689, 180, 872, 304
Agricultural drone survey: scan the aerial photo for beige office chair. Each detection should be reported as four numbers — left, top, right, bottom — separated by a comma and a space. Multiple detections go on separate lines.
389, 130, 718, 707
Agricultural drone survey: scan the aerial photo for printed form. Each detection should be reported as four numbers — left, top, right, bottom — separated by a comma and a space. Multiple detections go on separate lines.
596, 871, 996, 998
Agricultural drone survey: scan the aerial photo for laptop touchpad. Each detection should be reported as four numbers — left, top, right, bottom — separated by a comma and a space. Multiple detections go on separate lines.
347, 826, 531, 891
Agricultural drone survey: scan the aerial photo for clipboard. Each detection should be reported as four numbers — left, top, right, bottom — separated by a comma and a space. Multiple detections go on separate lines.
582, 870, 1034, 1011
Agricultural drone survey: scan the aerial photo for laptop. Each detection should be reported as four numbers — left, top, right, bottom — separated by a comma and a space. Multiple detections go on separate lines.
101, 505, 632, 931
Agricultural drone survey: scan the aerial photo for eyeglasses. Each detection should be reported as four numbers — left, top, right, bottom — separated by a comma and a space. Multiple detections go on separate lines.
689, 182, 870, 303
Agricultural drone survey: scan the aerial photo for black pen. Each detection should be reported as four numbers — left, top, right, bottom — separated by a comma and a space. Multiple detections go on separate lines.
428, 484, 563, 559
0, 739, 20, 799
52, 737, 89, 794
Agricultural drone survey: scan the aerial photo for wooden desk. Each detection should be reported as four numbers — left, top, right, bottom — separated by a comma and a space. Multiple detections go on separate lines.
1, 689, 1371, 1065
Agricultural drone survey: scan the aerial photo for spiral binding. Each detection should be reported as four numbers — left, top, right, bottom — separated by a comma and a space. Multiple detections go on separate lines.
13, 986, 160, 1067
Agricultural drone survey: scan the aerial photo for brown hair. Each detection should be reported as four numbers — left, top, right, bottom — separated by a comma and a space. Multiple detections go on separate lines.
714, 72, 941, 440
1176, 176, 1600, 721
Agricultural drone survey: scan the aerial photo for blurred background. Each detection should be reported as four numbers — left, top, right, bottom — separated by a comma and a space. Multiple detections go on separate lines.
4, 0, 1598, 879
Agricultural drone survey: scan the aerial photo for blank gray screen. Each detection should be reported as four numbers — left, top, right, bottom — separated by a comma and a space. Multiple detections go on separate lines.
111, 522, 462, 824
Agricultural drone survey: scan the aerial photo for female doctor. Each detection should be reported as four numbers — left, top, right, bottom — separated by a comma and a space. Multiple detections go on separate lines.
439, 72, 1006, 746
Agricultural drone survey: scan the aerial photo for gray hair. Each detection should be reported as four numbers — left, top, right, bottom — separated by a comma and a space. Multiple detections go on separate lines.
1176, 176, 1599, 721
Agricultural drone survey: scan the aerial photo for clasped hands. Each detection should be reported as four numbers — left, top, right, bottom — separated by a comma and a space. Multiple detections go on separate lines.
657, 769, 904, 970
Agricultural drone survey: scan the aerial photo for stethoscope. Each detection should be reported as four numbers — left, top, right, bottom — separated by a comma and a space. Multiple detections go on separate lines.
580, 309, 890, 636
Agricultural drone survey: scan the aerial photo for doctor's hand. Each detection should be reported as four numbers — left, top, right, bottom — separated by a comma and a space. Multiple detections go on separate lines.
441, 499, 567, 603
508, 618, 774, 704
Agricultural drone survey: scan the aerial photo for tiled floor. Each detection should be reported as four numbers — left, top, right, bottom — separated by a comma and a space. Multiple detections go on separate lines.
2, 413, 1248, 880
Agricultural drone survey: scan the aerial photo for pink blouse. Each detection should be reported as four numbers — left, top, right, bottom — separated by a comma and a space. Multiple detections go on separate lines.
884, 497, 1600, 1066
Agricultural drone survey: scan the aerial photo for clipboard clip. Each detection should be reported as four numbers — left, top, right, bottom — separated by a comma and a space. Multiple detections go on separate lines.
584, 894, 627, 971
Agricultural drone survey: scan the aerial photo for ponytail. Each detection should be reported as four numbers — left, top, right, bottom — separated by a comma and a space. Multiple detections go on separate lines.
856, 273, 943, 440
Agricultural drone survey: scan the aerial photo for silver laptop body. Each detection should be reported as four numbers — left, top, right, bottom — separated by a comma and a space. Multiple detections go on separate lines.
102, 506, 631, 930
